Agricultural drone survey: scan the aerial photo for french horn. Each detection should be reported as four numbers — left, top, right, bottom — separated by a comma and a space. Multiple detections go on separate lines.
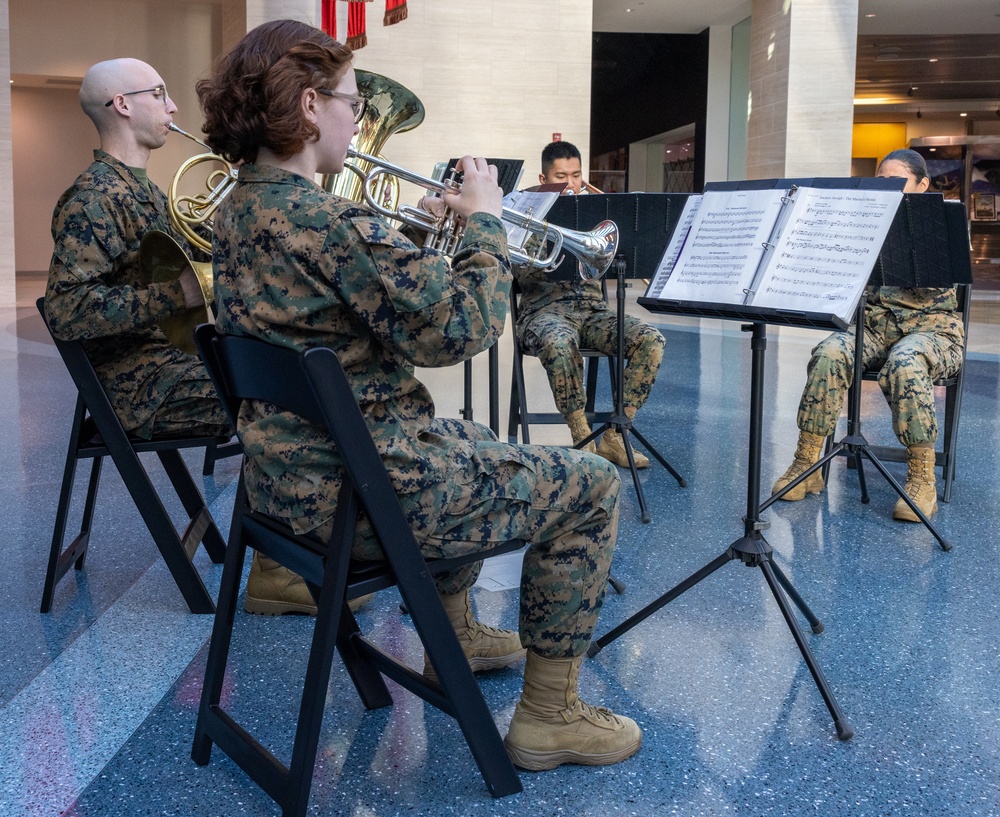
137, 229, 214, 355
167, 123, 238, 256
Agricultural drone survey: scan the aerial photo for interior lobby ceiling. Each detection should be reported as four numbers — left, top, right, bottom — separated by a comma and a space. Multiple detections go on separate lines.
594, 0, 1000, 116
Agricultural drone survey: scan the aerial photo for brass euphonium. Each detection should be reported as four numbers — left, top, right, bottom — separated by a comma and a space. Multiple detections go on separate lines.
321, 69, 425, 208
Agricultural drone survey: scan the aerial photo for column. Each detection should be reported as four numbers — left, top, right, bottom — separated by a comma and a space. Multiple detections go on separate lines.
747, 0, 858, 179
0, 0, 14, 304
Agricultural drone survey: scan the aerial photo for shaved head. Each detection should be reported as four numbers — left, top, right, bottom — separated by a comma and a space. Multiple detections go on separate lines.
80, 58, 160, 127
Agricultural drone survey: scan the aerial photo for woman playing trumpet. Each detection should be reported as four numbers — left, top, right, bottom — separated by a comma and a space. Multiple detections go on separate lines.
197, 19, 640, 770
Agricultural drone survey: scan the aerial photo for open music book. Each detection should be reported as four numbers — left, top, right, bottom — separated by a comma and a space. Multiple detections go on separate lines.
644, 186, 902, 326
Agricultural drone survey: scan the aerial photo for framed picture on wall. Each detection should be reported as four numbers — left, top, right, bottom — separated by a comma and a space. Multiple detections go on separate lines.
973, 192, 996, 220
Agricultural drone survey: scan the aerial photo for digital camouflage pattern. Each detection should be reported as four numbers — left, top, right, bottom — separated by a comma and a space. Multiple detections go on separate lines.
797, 286, 964, 446
44, 150, 230, 439
514, 262, 665, 417
214, 164, 621, 657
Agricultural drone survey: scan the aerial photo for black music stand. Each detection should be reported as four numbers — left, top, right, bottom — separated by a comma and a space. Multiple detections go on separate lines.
451, 159, 525, 436
584, 179, 919, 739
764, 194, 973, 552
547, 193, 689, 522
590, 312, 853, 738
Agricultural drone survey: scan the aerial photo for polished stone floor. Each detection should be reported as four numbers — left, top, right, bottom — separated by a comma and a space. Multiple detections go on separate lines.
2, 278, 999, 817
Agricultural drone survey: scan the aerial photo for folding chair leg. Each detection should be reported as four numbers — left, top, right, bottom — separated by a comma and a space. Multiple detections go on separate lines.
115, 451, 216, 613
41, 454, 103, 613
158, 449, 227, 563
192, 533, 249, 764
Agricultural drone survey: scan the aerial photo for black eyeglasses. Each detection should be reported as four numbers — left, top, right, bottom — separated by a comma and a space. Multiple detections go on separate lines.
104, 85, 168, 108
316, 89, 368, 123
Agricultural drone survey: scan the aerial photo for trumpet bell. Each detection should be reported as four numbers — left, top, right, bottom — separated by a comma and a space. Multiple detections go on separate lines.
564, 219, 619, 281
138, 230, 213, 355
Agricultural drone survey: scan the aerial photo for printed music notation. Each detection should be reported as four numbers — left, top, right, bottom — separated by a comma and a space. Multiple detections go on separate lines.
646, 185, 902, 323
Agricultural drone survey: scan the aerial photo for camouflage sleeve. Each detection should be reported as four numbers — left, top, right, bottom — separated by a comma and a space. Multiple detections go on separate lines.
45, 192, 187, 341
343, 211, 512, 368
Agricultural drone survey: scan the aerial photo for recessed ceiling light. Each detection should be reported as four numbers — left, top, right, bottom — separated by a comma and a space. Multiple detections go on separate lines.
929, 58, 938, 62
929, 148, 937, 152
960, 112, 968, 117
865, 13, 876, 17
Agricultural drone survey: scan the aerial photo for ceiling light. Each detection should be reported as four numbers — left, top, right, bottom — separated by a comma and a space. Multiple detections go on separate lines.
929, 148, 936, 152
960, 112, 968, 117
865, 13, 876, 17
929, 58, 938, 63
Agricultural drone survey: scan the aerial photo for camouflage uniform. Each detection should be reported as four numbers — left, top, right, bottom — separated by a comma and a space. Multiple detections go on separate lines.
44, 150, 231, 439
797, 286, 964, 446
214, 164, 621, 658
514, 264, 665, 416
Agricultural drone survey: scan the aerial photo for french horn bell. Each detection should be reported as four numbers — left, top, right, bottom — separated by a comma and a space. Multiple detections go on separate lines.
137, 230, 213, 355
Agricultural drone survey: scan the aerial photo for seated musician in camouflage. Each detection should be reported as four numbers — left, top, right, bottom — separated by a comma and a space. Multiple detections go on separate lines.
43, 59, 311, 616
45, 58, 231, 441
514, 140, 665, 467
772, 149, 964, 522
197, 19, 641, 771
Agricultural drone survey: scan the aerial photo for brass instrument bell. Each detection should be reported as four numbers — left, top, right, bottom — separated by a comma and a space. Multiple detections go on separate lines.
137, 230, 213, 355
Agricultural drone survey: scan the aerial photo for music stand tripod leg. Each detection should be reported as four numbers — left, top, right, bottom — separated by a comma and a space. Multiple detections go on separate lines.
589, 323, 853, 740
605, 258, 686, 524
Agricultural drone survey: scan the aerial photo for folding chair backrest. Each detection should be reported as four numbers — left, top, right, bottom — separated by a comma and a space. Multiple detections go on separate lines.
194, 325, 415, 552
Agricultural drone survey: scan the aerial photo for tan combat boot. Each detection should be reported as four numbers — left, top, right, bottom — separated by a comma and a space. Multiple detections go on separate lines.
424, 589, 526, 682
245, 552, 373, 615
596, 429, 650, 468
504, 652, 642, 770
565, 409, 596, 453
893, 444, 938, 522
244, 552, 318, 615
771, 430, 827, 500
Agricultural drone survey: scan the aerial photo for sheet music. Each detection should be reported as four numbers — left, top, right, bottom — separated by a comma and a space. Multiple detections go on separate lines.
751, 188, 901, 322
651, 189, 788, 304
645, 195, 702, 298
502, 187, 561, 250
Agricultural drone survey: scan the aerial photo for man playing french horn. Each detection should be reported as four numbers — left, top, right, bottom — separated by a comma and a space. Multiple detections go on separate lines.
45, 57, 231, 441
45, 57, 377, 619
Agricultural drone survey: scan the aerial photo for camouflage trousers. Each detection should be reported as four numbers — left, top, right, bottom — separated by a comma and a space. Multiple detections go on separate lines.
140, 373, 233, 440
519, 303, 665, 417
797, 324, 963, 446
346, 417, 621, 658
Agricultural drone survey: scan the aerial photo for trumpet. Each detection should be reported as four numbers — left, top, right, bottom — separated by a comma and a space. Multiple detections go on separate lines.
167, 124, 238, 255
342, 148, 619, 280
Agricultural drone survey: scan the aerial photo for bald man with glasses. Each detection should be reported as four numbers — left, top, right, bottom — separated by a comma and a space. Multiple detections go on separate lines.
45, 57, 232, 442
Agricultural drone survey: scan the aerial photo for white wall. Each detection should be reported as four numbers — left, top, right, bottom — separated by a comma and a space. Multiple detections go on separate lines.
345, 0, 592, 202
9, 0, 220, 273
6, 0, 593, 281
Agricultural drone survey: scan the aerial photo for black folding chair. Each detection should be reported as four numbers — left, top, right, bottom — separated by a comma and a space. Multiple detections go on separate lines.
192, 324, 523, 816
37, 298, 229, 614
506, 280, 616, 444
822, 282, 972, 503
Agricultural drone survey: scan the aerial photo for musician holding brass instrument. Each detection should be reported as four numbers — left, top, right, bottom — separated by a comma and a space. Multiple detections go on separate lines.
197, 19, 641, 771
44, 58, 231, 442
513, 140, 665, 467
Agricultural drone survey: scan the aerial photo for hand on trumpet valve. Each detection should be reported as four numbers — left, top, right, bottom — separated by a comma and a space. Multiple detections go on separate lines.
441, 155, 503, 220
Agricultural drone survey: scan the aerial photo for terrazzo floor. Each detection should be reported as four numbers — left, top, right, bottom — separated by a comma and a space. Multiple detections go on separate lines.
2, 280, 999, 817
